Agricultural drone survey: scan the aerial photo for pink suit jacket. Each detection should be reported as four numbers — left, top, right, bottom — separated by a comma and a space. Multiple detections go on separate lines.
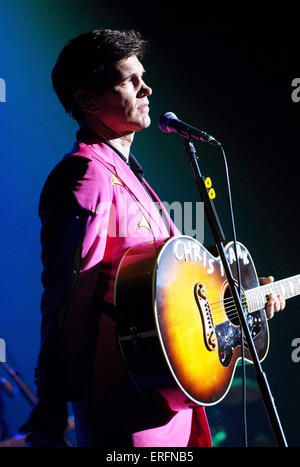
37, 136, 212, 447
70, 140, 178, 303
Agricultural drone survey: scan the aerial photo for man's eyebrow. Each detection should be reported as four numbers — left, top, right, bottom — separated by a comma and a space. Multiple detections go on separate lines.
130, 69, 146, 77
117, 69, 146, 84
128, 68, 146, 77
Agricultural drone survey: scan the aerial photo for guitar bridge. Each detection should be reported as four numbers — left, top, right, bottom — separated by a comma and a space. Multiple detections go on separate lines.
194, 283, 217, 351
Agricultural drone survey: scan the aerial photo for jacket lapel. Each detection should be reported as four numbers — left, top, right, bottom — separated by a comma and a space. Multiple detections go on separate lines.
78, 142, 169, 236
142, 178, 180, 237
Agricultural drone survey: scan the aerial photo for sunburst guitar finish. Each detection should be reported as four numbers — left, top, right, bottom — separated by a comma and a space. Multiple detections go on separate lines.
114, 236, 299, 409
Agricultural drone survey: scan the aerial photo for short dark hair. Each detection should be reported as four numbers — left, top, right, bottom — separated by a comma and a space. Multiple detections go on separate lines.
51, 29, 149, 122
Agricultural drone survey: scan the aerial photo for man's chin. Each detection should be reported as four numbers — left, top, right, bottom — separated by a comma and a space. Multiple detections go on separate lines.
136, 116, 151, 131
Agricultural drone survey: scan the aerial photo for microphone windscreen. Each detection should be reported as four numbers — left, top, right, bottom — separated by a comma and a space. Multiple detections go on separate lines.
158, 112, 177, 132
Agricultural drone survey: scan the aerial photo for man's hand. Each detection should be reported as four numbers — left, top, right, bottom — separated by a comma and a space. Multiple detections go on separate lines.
259, 276, 286, 319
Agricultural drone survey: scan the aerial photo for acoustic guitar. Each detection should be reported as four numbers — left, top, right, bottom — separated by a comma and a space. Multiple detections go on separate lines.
115, 235, 299, 409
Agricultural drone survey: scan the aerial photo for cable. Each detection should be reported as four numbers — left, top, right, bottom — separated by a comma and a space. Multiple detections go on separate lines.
218, 144, 248, 447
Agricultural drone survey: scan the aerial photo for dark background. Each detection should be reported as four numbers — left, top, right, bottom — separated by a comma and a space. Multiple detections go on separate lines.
0, 0, 299, 446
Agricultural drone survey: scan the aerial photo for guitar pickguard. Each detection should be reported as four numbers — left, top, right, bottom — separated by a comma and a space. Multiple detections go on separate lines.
216, 310, 264, 367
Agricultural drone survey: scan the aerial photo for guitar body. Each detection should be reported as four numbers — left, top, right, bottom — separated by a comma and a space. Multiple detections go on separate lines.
115, 236, 269, 408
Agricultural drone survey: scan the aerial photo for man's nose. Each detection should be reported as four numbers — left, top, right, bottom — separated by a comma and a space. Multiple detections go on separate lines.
138, 82, 152, 98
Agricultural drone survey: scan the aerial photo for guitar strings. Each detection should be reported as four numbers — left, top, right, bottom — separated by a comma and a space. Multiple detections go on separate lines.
209, 278, 299, 325
209, 275, 300, 311
206, 303, 247, 326
209, 276, 300, 312
196, 276, 300, 326
209, 296, 257, 325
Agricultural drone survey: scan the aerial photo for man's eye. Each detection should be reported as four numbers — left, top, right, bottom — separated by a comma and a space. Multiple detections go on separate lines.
131, 76, 139, 86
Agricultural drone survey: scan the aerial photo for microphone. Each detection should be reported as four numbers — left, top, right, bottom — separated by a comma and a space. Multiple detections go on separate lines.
159, 112, 221, 147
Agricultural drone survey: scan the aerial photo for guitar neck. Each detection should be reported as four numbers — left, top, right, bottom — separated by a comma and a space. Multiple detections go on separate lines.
245, 274, 300, 313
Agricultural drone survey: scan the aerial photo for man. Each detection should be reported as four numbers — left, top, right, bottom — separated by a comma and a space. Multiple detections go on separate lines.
23, 29, 285, 447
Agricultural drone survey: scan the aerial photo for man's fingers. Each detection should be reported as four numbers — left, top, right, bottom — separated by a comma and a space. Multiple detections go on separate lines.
265, 292, 286, 319
259, 276, 274, 285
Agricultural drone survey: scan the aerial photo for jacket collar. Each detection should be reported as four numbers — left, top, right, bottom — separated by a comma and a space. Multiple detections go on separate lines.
74, 128, 170, 236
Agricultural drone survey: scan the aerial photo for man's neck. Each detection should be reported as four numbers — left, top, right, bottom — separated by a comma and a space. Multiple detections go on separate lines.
80, 121, 134, 162
108, 134, 134, 161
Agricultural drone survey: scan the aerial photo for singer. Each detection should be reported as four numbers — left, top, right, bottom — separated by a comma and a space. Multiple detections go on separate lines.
21, 29, 285, 448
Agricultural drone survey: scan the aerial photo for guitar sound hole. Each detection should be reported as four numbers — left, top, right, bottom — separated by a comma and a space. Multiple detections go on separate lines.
223, 285, 247, 326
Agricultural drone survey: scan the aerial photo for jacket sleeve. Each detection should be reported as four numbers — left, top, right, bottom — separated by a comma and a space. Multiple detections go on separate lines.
35, 155, 113, 403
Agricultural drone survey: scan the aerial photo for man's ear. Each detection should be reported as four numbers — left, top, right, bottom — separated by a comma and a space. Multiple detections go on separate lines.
74, 90, 98, 114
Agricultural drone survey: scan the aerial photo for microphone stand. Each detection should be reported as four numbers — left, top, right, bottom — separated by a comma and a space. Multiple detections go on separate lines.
184, 139, 288, 447
0, 362, 37, 406
0, 360, 75, 446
